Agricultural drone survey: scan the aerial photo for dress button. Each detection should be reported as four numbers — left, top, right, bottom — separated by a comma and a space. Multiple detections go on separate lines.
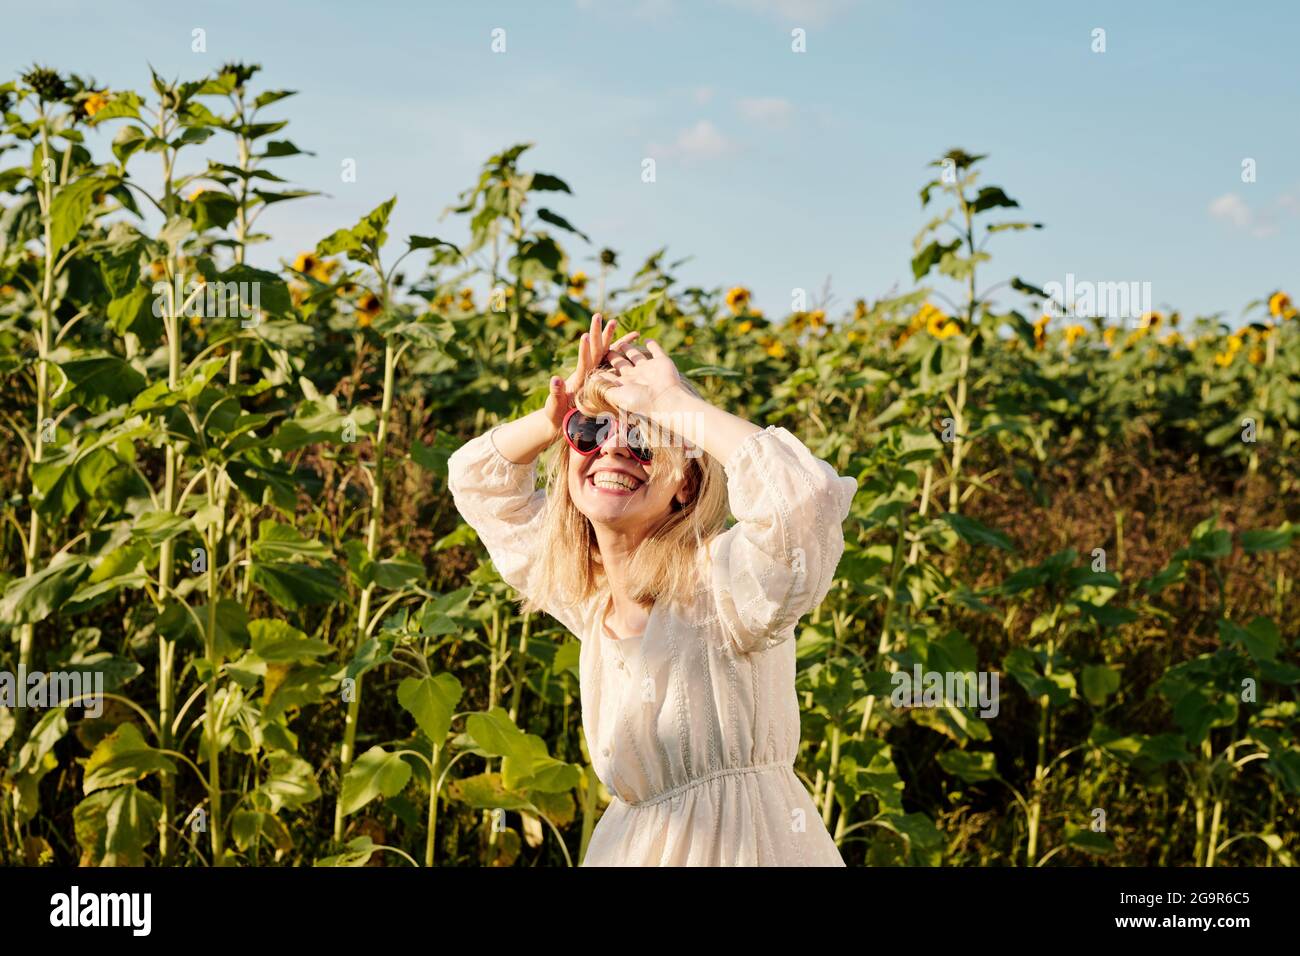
616, 659, 626, 671
601, 746, 611, 758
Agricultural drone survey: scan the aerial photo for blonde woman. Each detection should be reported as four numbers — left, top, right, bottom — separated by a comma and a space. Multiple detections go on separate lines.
447, 313, 857, 866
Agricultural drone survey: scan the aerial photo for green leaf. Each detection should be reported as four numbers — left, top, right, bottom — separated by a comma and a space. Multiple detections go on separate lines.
1219, 617, 1281, 662
248, 618, 332, 662
0, 556, 90, 626
936, 749, 998, 783
1081, 665, 1121, 706
397, 674, 462, 742
536, 208, 589, 242
315, 835, 378, 867
1063, 822, 1114, 856
83, 723, 175, 795
911, 239, 959, 282
340, 746, 412, 816
969, 186, 1019, 214
73, 785, 161, 866
58, 354, 146, 412
941, 513, 1015, 552
465, 707, 580, 792
258, 752, 322, 812
1241, 525, 1296, 554
50, 176, 103, 252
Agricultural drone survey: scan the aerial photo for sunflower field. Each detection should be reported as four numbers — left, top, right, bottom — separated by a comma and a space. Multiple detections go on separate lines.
0, 64, 1297, 868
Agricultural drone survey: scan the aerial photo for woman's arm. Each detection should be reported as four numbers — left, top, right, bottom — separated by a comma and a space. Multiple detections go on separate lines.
446, 314, 639, 638
488, 406, 560, 465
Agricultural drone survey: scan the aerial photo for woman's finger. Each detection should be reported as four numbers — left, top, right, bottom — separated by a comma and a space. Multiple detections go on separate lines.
606, 348, 634, 373
644, 339, 669, 361
609, 330, 640, 353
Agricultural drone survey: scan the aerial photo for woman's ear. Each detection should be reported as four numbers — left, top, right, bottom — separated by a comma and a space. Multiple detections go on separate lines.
674, 464, 699, 507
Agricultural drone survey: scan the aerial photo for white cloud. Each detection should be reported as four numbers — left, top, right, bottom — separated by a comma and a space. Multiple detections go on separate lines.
648, 120, 734, 161
718, 0, 853, 26
738, 96, 793, 126
693, 86, 715, 104
1209, 191, 1294, 238
1208, 193, 1250, 228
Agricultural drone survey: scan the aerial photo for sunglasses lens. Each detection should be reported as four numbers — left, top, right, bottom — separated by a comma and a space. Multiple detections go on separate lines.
566, 412, 652, 461
626, 423, 653, 462
566, 413, 603, 453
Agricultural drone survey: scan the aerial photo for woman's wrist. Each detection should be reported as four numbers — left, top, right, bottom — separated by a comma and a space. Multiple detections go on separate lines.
491, 407, 559, 465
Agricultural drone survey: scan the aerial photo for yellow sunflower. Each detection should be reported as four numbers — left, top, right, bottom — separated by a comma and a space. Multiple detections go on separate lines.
567, 271, 587, 297
1064, 324, 1087, 347
1033, 313, 1050, 350
83, 90, 111, 118
292, 252, 319, 276
1269, 291, 1296, 320
357, 291, 382, 327
725, 286, 751, 315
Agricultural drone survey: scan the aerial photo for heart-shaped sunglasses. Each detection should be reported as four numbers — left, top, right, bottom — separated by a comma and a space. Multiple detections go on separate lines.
562, 408, 654, 464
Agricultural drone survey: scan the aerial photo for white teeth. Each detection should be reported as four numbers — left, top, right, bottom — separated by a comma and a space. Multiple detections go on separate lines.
592, 473, 639, 492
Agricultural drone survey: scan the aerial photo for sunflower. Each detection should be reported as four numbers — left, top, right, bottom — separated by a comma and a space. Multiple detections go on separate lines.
1138, 311, 1163, 330
1248, 345, 1267, 365
292, 252, 319, 276
356, 292, 382, 327
310, 258, 340, 283
1064, 324, 1087, 347
1160, 331, 1184, 347
736, 319, 754, 334
83, 90, 111, 118
546, 311, 567, 328
567, 271, 588, 297
457, 288, 475, 312
925, 305, 960, 339
1268, 291, 1297, 320
759, 334, 786, 359
148, 260, 167, 282
725, 286, 751, 315
853, 299, 868, 322
1102, 327, 1117, 348
1032, 313, 1050, 350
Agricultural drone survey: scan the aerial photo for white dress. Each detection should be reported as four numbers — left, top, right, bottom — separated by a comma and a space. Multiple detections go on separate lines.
447, 422, 858, 866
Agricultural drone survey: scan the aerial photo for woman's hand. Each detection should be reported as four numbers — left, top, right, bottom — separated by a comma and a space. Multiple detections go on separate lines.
596, 339, 689, 418
542, 313, 640, 437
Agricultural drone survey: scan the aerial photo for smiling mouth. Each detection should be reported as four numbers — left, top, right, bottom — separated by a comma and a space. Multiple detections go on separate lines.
589, 472, 643, 494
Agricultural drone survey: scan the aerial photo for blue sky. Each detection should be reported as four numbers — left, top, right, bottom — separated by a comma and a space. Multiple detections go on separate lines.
5, 0, 1297, 324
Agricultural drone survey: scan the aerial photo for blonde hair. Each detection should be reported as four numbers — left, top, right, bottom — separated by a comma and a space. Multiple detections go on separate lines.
520, 370, 729, 621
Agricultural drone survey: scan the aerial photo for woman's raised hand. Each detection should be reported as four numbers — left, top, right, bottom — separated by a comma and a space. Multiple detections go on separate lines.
542, 313, 640, 435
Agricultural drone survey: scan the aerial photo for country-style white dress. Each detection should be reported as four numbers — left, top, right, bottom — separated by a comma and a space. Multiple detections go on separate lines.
447, 422, 858, 866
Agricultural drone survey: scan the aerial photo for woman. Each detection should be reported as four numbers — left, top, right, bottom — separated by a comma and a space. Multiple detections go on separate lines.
447, 313, 857, 866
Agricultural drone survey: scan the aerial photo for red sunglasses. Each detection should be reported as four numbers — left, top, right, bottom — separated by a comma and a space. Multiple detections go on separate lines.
562, 408, 654, 463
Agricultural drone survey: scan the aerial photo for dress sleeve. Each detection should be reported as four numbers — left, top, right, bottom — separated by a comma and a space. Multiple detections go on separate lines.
445, 425, 587, 638
707, 425, 858, 655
